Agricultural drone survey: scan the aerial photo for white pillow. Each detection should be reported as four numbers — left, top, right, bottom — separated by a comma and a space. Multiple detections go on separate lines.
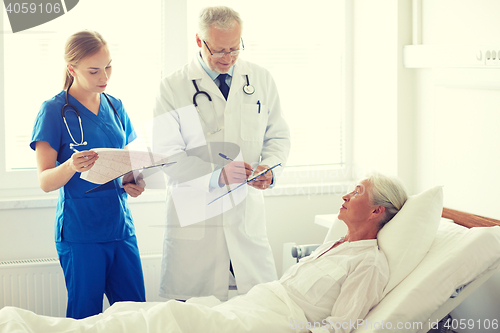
377, 186, 443, 297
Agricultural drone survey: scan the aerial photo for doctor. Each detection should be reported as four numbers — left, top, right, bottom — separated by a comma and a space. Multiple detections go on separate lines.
153, 6, 290, 301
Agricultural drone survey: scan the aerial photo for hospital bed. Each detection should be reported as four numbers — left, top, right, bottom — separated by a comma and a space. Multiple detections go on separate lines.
291, 186, 500, 333
1, 186, 499, 333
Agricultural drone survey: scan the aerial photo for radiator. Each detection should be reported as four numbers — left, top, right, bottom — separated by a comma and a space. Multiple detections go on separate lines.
0, 252, 163, 317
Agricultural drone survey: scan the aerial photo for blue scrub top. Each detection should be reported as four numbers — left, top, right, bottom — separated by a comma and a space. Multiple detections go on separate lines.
30, 91, 137, 243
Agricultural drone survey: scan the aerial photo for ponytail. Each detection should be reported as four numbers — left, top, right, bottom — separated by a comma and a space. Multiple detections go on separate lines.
63, 67, 74, 90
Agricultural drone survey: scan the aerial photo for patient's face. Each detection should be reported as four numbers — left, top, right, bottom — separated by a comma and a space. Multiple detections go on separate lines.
338, 179, 375, 225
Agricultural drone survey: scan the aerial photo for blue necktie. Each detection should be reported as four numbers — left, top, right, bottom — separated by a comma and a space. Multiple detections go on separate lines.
218, 74, 230, 100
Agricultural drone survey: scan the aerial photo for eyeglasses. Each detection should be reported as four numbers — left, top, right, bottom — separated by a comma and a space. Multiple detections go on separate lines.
203, 39, 245, 58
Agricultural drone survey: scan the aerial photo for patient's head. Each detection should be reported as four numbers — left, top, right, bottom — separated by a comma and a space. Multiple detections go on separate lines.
338, 173, 408, 238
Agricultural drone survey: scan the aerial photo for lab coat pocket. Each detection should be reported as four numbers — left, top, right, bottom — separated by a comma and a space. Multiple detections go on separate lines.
290, 259, 346, 305
244, 187, 267, 237
241, 104, 268, 142
167, 224, 205, 240
166, 187, 206, 240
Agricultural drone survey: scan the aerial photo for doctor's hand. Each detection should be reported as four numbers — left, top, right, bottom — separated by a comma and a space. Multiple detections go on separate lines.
219, 161, 253, 185
68, 150, 98, 173
122, 172, 146, 198
248, 165, 273, 190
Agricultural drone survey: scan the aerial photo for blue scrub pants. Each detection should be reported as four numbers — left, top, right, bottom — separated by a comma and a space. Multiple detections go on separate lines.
56, 235, 146, 319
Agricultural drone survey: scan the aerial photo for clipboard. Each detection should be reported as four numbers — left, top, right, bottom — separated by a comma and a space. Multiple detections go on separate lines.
85, 161, 176, 194
208, 163, 282, 205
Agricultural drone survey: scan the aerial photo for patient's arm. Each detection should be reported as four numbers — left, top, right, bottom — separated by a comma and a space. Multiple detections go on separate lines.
311, 261, 389, 333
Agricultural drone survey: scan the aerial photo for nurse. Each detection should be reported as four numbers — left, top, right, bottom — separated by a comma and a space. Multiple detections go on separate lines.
30, 30, 146, 319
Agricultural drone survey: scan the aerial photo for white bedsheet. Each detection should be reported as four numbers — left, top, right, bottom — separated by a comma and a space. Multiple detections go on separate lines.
0, 281, 310, 333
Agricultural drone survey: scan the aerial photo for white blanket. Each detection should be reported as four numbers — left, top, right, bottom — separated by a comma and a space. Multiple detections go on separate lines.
0, 281, 311, 333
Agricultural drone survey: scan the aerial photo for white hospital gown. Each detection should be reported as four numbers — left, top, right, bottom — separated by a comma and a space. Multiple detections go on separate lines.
280, 238, 389, 333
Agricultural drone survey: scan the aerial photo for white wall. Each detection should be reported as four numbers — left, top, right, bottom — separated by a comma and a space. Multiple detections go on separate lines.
413, 1, 500, 331
414, 0, 500, 219
352, 0, 500, 331
352, 0, 415, 192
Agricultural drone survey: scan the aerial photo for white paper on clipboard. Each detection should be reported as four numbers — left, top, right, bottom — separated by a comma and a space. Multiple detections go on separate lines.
80, 148, 171, 185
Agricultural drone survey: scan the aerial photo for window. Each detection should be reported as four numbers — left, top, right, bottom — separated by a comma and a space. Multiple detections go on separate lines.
0, 0, 351, 195
0, 0, 163, 191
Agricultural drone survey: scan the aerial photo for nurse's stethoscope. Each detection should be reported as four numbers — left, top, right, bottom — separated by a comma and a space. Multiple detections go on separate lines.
61, 82, 122, 149
191, 74, 255, 135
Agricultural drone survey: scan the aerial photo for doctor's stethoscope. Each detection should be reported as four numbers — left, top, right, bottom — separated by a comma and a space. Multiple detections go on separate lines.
191, 74, 255, 135
61, 82, 122, 150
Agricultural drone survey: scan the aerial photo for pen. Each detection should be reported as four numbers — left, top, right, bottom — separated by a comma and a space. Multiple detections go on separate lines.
71, 147, 88, 159
257, 100, 261, 114
219, 153, 234, 161
219, 153, 256, 178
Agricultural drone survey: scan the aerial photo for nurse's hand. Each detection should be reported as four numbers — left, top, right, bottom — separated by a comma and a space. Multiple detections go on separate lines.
219, 161, 253, 185
248, 165, 273, 190
122, 172, 145, 197
68, 150, 98, 173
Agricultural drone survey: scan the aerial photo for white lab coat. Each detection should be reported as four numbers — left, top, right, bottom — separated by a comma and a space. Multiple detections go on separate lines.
153, 56, 291, 301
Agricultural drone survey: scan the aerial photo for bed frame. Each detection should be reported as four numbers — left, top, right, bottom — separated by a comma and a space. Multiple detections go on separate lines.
442, 208, 500, 228
415, 208, 500, 333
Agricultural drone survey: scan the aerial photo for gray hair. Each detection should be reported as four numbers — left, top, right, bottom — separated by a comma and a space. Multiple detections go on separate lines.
198, 6, 243, 42
364, 173, 408, 229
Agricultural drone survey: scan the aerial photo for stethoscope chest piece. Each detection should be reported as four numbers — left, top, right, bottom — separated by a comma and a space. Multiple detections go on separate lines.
243, 84, 255, 95
243, 75, 255, 95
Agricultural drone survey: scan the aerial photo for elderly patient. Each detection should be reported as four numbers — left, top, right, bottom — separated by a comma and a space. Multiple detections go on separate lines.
0, 173, 408, 333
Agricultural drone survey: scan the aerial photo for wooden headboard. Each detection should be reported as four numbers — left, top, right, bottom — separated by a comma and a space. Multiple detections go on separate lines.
442, 208, 500, 228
